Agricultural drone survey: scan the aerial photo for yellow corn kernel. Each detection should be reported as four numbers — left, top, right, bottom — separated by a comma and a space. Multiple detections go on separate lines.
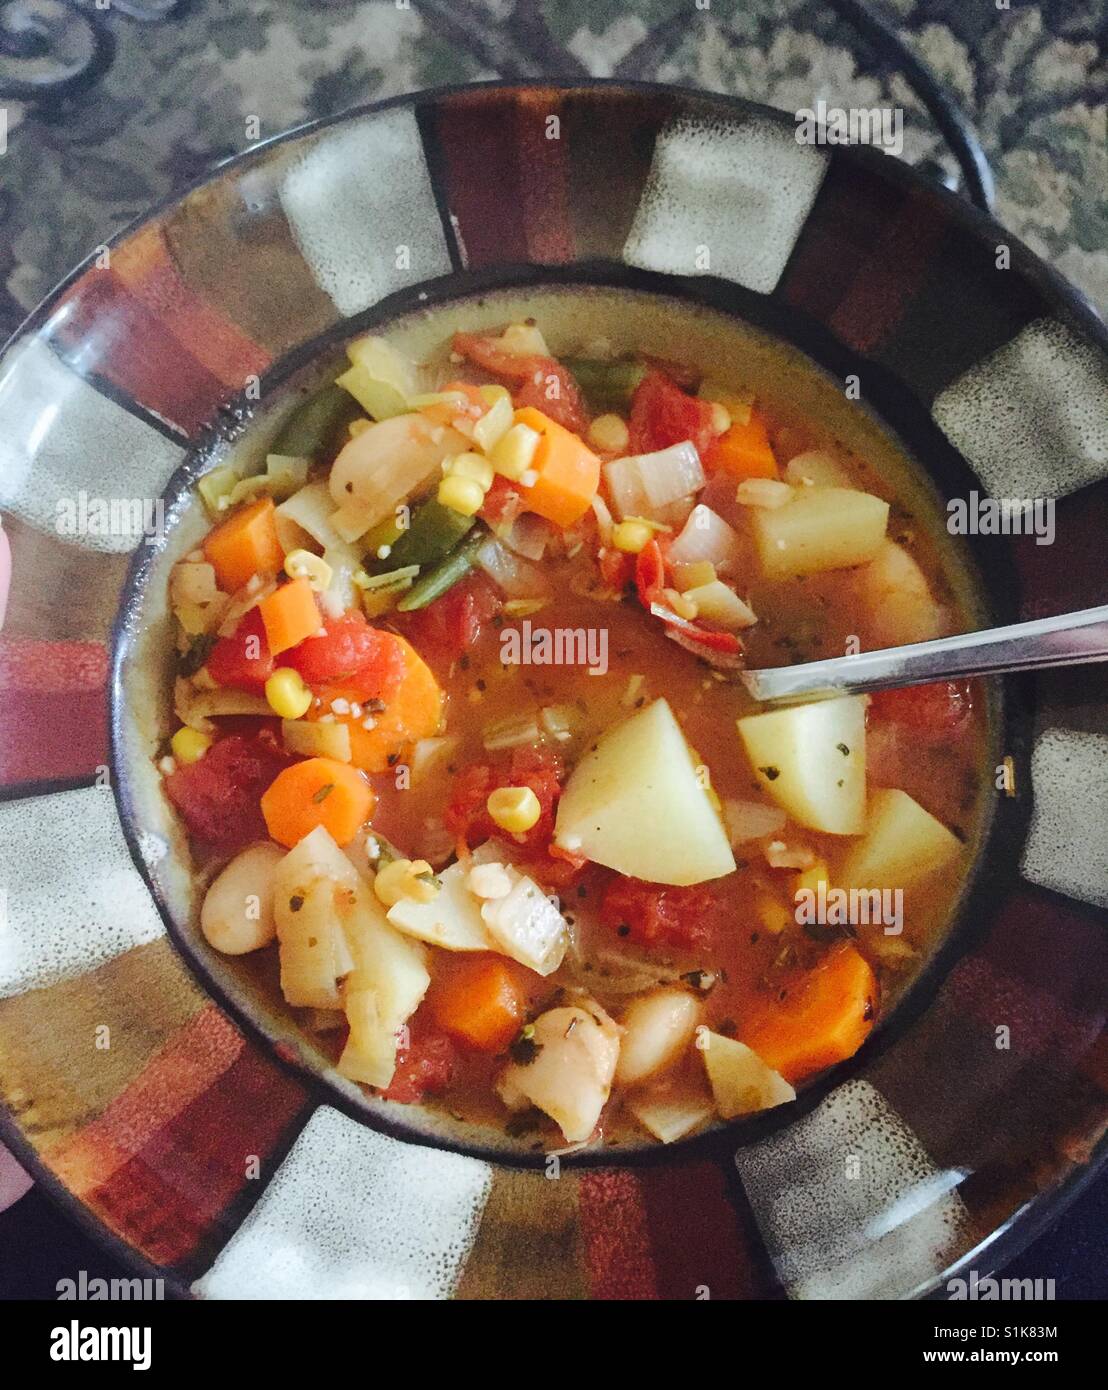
489, 421, 540, 481
447, 451, 495, 490
794, 858, 830, 898
265, 667, 313, 719
709, 402, 731, 435
755, 889, 792, 936
478, 383, 511, 406
662, 586, 698, 620
672, 560, 717, 592
284, 548, 334, 593
373, 858, 439, 909
587, 413, 630, 454
437, 473, 486, 517
612, 519, 654, 554
170, 727, 212, 765
472, 392, 514, 453
698, 380, 754, 426
486, 785, 542, 835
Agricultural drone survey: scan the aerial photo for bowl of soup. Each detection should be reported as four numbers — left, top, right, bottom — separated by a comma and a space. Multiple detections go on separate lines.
1, 83, 1105, 1298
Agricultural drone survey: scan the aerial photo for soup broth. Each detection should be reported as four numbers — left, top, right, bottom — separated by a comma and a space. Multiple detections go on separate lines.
155, 288, 989, 1151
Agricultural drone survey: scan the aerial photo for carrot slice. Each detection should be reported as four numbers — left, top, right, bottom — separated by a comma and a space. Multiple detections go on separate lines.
706, 410, 778, 481
260, 756, 374, 848
258, 579, 321, 656
309, 634, 442, 773
429, 954, 529, 1051
513, 405, 600, 528
741, 945, 877, 1084
202, 497, 284, 593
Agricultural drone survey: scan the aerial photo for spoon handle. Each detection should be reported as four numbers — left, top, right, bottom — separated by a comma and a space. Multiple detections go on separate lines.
740, 604, 1108, 703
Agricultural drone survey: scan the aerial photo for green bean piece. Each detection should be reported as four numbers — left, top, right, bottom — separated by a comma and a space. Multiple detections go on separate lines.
563, 357, 646, 411
395, 529, 488, 612
385, 499, 475, 570
270, 384, 362, 461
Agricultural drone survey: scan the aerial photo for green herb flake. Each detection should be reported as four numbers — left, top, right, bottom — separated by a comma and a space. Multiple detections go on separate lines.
312, 783, 335, 804
759, 765, 781, 781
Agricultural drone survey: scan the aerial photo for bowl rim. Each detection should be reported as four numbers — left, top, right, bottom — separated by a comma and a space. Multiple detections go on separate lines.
5, 77, 1107, 1296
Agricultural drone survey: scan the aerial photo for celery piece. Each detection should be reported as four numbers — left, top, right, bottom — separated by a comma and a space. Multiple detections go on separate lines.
197, 465, 239, 516
270, 384, 362, 460
385, 499, 475, 571
563, 357, 646, 411
395, 529, 487, 612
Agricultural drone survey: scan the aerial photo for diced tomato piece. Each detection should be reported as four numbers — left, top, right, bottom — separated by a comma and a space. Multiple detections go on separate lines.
451, 331, 589, 436
445, 744, 563, 852
598, 547, 634, 592
206, 607, 273, 694
600, 875, 717, 951
511, 369, 589, 436
634, 538, 666, 609
398, 572, 502, 668
628, 369, 716, 457
869, 681, 972, 735
164, 731, 292, 857
480, 474, 525, 530
285, 611, 407, 703
381, 1022, 458, 1103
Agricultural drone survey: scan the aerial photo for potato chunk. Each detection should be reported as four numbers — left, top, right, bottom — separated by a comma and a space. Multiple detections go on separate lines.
700, 1032, 795, 1118
838, 787, 962, 891
752, 486, 888, 580
554, 699, 735, 885
497, 1000, 621, 1144
737, 696, 867, 835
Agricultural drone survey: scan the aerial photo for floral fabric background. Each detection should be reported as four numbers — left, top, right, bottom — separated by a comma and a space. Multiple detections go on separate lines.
0, 0, 1105, 343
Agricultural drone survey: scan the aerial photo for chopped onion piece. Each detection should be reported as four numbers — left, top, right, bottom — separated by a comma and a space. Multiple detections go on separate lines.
682, 580, 757, 631
475, 537, 548, 599
502, 513, 553, 561
603, 441, 704, 520
668, 504, 744, 576
735, 478, 793, 509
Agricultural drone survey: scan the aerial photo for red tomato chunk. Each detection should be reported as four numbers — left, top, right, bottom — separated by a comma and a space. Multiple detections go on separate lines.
381, 1024, 458, 1103
600, 876, 717, 951
164, 732, 292, 856
445, 745, 563, 851
206, 607, 273, 694
628, 369, 716, 457
399, 572, 501, 667
285, 610, 407, 702
869, 680, 972, 734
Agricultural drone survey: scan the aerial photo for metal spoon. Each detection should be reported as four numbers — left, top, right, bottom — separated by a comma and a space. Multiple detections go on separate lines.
740, 604, 1108, 704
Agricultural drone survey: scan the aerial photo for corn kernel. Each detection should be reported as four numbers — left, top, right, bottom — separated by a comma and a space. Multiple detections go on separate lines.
437, 473, 486, 516
373, 857, 439, 908
472, 392, 514, 452
478, 383, 511, 406
587, 413, 630, 453
265, 667, 313, 719
612, 519, 654, 554
755, 889, 792, 936
170, 727, 212, 765
794, 859, 830, 897
489, 421, 540, 481
284, 548, 333, 592
448, 451, 495, 490
710, 402, 731, 435
486, 785, 541, 834
467, 862, 514, 900
663, 586, 698, 620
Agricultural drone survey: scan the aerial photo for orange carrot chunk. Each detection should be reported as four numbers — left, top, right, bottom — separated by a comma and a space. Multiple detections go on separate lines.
742, 945, 877, 1085
513, 405, 600, 528
260, 756, 375, 848
706, 409, 778, 481
202, 497, 284, 594
258, 578, 321, 656
429, 954, 529, 1052
311, 635, 442, 773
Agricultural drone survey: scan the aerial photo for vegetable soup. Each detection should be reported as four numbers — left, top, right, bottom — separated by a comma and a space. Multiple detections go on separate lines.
157, 288, 988, 1151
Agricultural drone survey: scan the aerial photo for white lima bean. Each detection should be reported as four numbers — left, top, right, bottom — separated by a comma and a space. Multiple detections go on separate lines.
615, 988, 702, 1086
200, 842, 284, 955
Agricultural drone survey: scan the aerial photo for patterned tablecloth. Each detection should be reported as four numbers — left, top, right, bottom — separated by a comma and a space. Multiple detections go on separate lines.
0, 0, 1104, 1296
